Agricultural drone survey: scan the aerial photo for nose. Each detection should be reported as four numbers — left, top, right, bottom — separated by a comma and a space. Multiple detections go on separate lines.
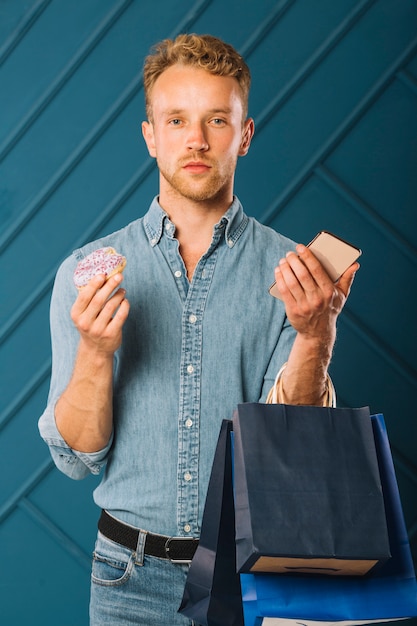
186, 123, 209, 152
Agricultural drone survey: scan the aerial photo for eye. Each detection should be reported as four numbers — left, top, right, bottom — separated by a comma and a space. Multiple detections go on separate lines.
210, 118, 226, 127
169, 118, 182, 126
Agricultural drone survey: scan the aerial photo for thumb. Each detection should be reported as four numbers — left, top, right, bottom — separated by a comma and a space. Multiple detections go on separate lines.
337, 262, 360, 298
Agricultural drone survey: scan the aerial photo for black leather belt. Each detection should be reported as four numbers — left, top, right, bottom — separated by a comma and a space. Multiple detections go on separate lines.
98, 510, 199, 563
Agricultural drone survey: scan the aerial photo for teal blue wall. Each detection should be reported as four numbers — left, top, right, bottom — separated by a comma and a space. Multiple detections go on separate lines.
1, 1, 416, 624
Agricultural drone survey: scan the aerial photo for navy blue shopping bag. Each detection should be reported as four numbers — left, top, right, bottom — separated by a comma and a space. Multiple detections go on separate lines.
239, 413, 417, 625
233, 404, 391, 576
179, 419, 244, 626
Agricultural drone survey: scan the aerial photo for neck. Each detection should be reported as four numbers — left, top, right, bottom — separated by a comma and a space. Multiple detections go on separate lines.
158, 183, 232, 248
158, 191, 232, 281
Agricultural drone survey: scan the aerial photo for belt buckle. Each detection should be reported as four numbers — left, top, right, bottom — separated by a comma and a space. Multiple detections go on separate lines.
164, 536, 196, 564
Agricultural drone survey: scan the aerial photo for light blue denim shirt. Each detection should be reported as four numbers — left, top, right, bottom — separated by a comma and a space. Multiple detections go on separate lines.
39, 196, 296, 537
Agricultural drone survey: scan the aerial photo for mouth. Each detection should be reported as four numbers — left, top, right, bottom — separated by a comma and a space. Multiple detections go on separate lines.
182, 161, 212, 174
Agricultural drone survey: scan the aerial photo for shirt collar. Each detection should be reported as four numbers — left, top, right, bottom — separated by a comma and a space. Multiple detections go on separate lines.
144, 196, 249, 248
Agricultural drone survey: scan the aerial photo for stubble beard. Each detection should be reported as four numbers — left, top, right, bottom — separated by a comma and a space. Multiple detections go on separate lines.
158, 157, 237, 204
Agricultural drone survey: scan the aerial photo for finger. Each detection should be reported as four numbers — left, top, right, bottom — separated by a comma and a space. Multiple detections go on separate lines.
275, 256, 302, 300
84, 288, 128, 335
71, 274, 107, 317
273, 265, 295, 303
107, 297, 130, 332
336, 262, 360, 298
92, 272, 125, 312
77, 294, 129, 355
73, 273, 125, 322
295, 244, 335, 292
282, 251, 319, 297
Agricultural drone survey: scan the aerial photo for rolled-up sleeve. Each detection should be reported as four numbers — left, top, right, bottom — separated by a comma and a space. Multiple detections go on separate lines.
38, 254, 113, 479
38, 403, 113, 479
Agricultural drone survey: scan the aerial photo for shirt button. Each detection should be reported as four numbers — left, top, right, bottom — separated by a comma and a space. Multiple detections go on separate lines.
189, 314, 197, 324
187, 364, 194, 374
184, 472, 192, 482
174, 270, 182, 278
185, 418, 193, 428
227, 238, 234, 248
183, 524, 191, 533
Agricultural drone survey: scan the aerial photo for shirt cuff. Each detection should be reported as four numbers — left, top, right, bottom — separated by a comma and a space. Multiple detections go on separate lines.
38, 402, 113, 478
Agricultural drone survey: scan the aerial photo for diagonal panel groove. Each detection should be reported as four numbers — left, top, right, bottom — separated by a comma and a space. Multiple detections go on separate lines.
0, 0, 213, 342
0, 0, 52, 67
0, 264, 56, 346
259, 36, 417, 225
170, 0, 213, 33
0, 0, 213, 256
397, 67, 417, 97
0, 0, 133, 165
254, 0, 376, 134
19, 498, 92, 569
0, 157, 155, 346
238, 0, 296, 58
0, 358, 51, 432
315, 164, 417, 263
342, 307, 417, 387
0, 68, 144, 254
0, 457, 54, 523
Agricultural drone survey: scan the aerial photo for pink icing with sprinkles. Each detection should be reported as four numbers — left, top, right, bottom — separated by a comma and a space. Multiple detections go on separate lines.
73, 247, 126, 288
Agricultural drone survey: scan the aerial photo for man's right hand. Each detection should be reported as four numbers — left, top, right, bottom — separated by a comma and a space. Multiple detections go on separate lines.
54, 272, 129, 453
71, 272, 130, 356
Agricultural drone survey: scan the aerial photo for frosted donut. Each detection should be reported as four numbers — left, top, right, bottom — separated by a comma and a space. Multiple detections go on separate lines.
73, 247, 126, 289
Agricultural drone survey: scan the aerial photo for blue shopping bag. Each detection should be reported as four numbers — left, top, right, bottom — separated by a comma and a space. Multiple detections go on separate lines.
233, 404, 390, 576
240, 413, 417, 625
179, 420, 244, 626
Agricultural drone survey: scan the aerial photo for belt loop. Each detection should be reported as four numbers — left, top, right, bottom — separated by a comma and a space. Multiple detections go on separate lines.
135, 530, 147, 566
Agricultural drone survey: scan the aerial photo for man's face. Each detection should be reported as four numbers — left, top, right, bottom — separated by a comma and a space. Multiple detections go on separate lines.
142, 65, 254, 205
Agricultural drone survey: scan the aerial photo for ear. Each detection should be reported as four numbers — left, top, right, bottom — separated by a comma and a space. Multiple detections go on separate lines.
238, 118, 255, 157
142, 121, 156, 157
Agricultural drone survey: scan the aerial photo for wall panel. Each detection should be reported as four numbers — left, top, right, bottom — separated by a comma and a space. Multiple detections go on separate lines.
1, 1, 416, 623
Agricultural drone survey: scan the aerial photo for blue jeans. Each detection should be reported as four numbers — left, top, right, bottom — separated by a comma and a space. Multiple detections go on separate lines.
90, 531, 200, 625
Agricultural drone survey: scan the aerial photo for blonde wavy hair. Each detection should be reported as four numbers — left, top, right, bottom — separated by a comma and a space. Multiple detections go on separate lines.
143, 33, 251, 122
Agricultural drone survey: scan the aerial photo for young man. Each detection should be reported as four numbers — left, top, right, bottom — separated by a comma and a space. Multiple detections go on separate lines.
39, 34, 358, 625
